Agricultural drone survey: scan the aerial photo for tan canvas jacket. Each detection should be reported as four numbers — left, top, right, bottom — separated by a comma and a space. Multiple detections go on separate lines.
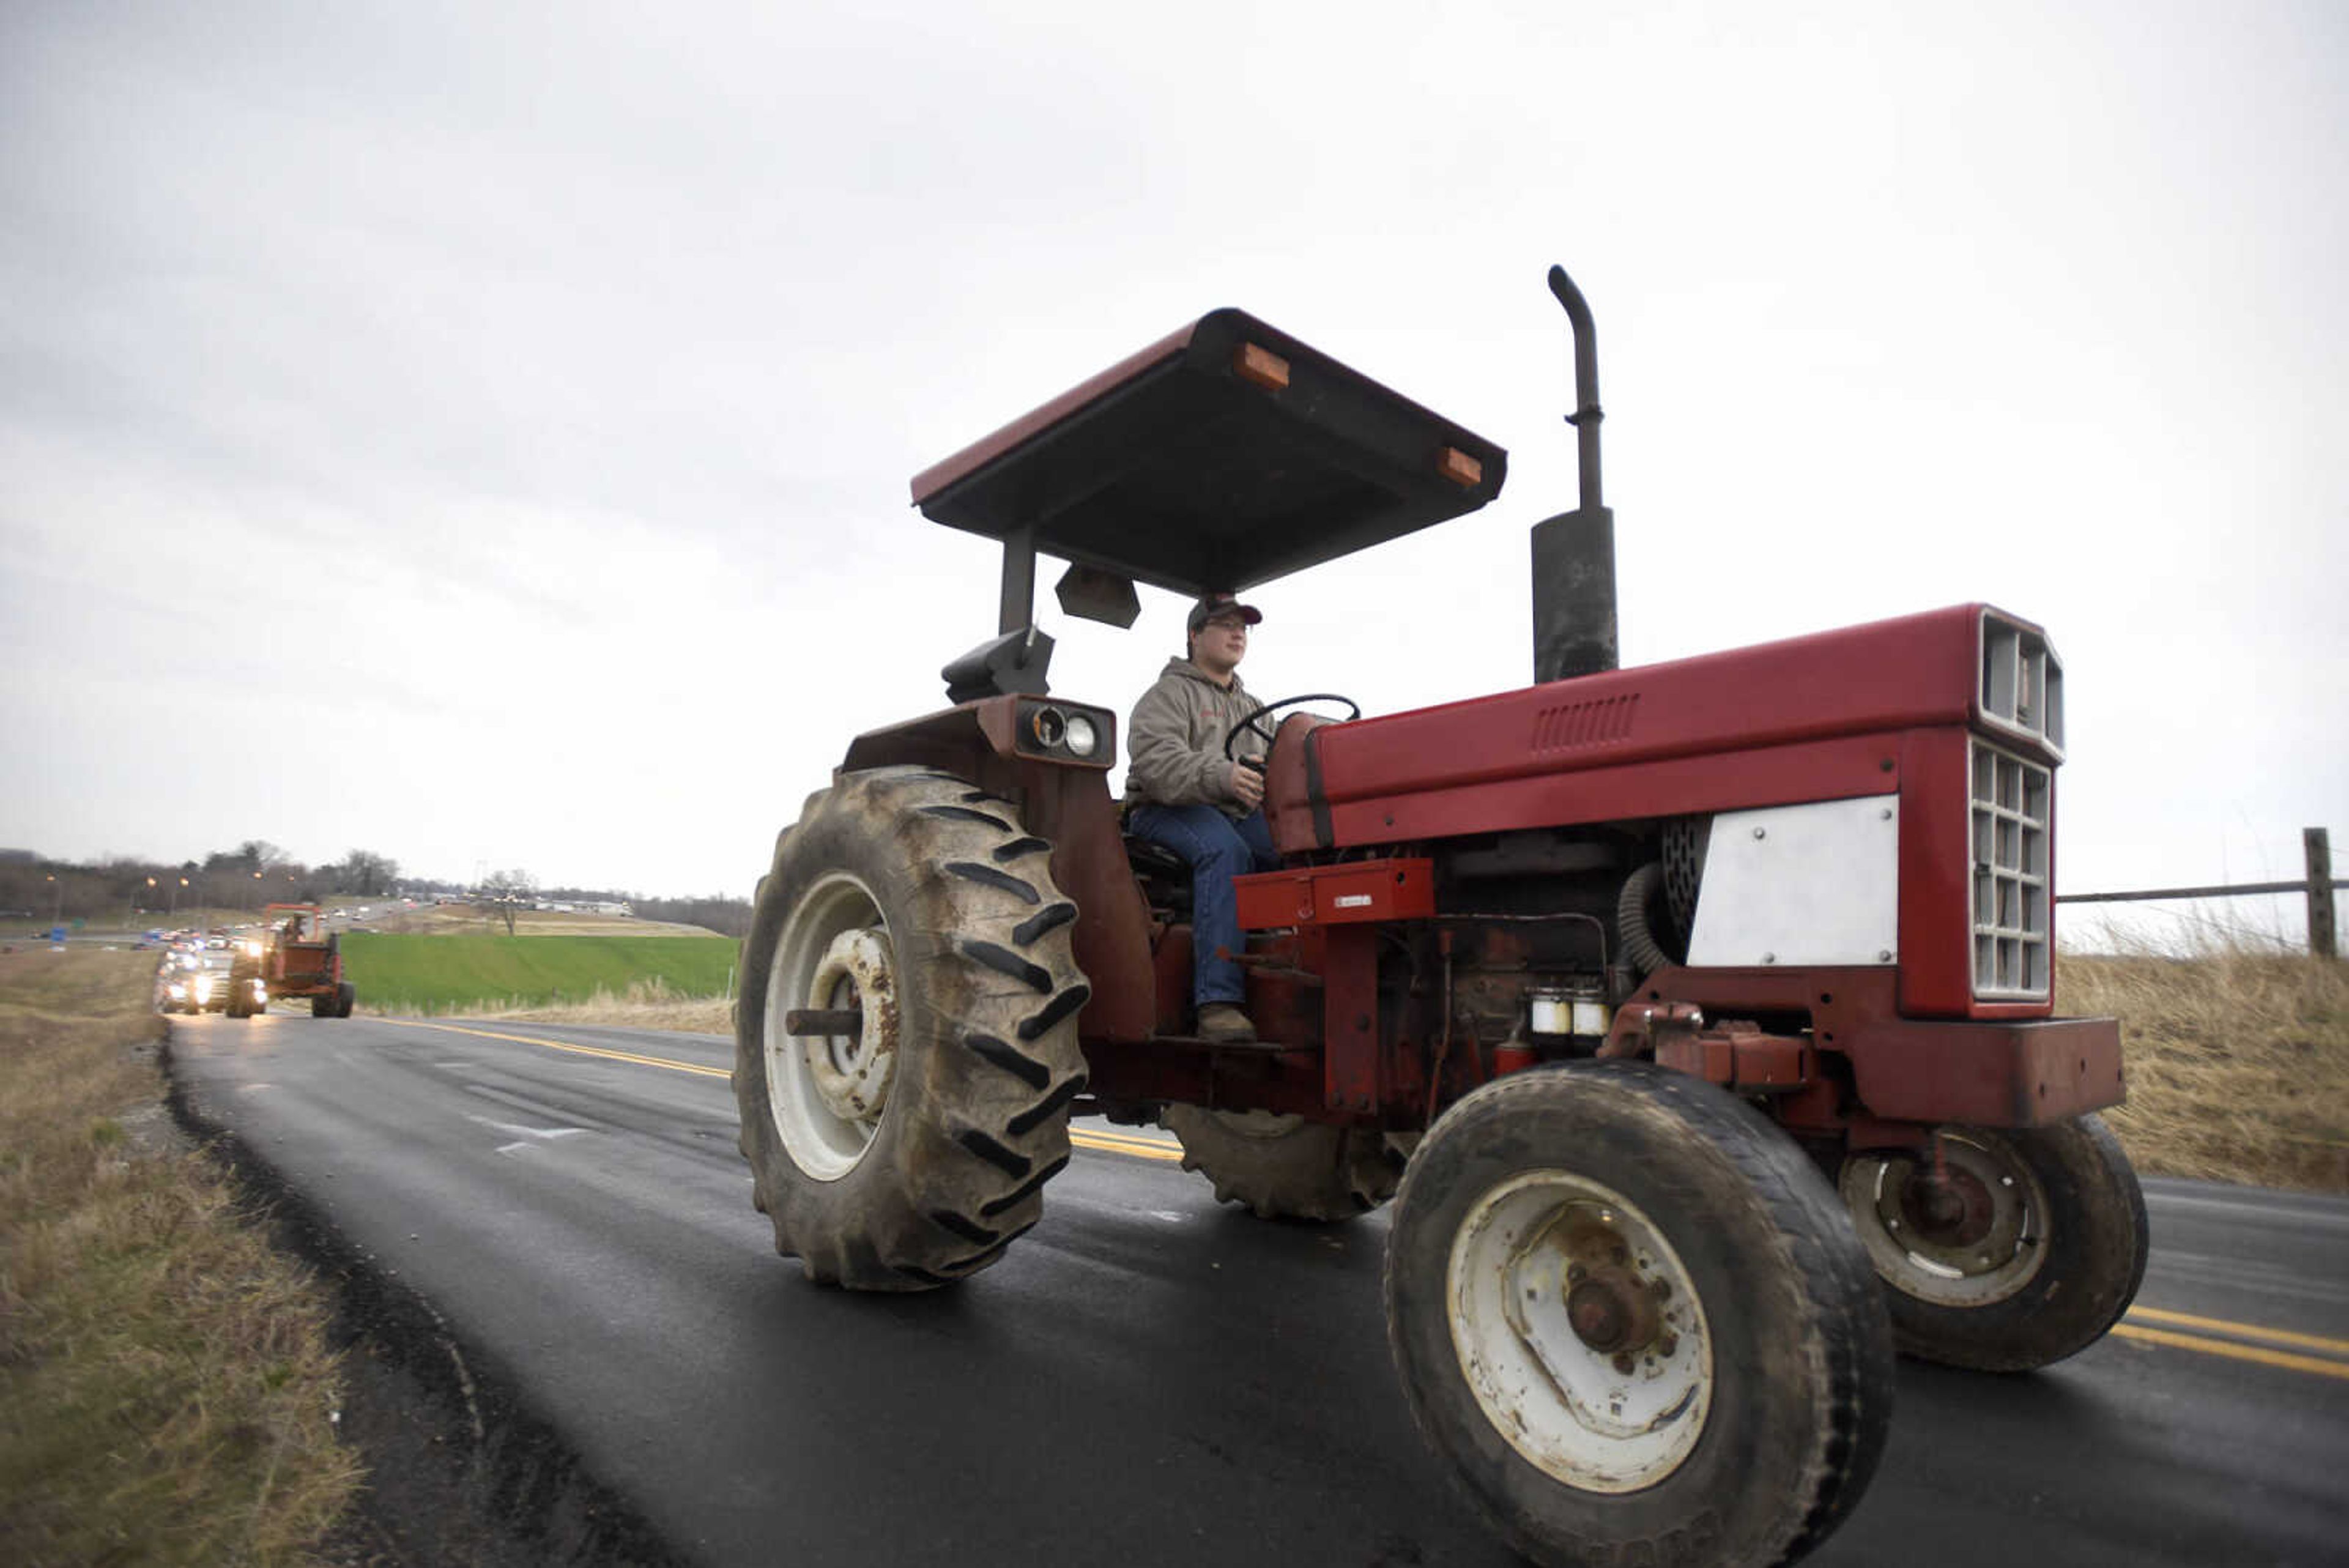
1124, 658, 1266, 816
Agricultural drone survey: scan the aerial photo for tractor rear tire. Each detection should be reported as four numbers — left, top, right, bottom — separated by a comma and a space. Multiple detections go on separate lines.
734, 768, 1091, 1291
1386, 1061, 1892, 1568
1838, 1114, 2147, 1372
1160, 1107, 1402, 1221
311, 994, 335, 1018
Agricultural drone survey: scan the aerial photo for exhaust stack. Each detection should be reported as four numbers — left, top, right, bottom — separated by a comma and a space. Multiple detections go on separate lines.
1530, 263, 1619, 683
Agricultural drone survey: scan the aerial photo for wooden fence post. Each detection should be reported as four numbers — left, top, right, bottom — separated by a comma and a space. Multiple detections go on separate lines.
2309, 827, 2337, 959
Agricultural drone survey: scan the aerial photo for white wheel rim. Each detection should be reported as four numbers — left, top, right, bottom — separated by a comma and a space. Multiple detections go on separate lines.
1840, 1131, 2047, 1307
765, 872, 898, 1181
1446, 1170, 1712, 1493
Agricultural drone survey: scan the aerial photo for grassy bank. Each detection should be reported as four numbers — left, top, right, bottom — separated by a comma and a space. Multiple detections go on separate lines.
2062, 945, 2348, 1191
343, 932, 737, 1014
0, 948, 358, 1564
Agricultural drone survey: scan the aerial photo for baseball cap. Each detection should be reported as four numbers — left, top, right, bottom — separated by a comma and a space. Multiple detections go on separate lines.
1187, 592, 1263, 633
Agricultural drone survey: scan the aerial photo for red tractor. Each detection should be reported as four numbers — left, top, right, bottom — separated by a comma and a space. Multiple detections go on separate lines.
231, 902, 357, 1019
732, 269, 2142, 1568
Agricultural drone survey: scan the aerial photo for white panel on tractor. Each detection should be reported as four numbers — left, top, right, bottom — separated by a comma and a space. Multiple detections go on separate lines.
1685, 796, 1899, 968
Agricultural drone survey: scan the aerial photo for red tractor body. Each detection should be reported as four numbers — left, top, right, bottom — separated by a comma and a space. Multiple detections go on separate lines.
733, 272, 2146, 1568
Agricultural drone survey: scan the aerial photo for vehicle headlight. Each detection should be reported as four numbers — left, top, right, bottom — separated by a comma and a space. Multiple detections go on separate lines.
195, 975, 213, 1001
1064, 714, 1099, 758
253, 981, 267, 1000
168, 983, 188, 999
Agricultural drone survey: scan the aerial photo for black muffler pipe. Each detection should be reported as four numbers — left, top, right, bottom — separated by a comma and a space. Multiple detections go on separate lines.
1530, 263, 1619, 683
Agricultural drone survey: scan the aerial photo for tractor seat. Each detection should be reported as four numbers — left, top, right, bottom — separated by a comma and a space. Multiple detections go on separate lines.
1122, 835, 1193, 917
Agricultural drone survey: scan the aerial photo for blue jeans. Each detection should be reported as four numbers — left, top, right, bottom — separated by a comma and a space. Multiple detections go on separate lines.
1127, 803, 1278, 1007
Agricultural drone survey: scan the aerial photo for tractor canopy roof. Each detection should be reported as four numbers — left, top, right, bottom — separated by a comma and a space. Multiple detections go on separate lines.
909, 309, 1508, 597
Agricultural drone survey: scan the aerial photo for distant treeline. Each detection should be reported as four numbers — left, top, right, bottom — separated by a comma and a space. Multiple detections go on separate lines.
0, 841, 398, 924
0, 843, 752, 937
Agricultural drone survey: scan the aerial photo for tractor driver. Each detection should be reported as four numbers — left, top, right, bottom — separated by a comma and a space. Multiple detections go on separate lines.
1125, 592, 1280, 1043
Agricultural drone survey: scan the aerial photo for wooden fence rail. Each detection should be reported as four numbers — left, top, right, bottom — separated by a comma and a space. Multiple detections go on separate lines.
2055, 826, 2339, 957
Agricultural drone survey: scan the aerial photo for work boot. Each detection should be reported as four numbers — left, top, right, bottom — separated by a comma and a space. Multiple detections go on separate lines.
1195, 1003, 1257, 1042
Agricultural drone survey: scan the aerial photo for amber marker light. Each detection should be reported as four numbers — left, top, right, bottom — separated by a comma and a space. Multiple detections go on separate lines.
1233, 343, 1291, 391
1438, 446, 1483, 486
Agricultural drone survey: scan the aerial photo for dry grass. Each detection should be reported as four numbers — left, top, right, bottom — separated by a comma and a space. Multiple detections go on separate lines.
2060, 926, 2349, 1192
0, 948, 362, 1566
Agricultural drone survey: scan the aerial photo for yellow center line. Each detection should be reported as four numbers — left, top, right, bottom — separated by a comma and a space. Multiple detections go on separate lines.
1075, 1129, 1183, 1161
2125, 1306, 2349, 1359
2110, 1323, 2349, 1382
380, 1017, 732, 1079
379, 1020, 2349, 1382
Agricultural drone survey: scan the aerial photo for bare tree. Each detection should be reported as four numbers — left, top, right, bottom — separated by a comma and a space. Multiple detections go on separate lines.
329, 849, 400, 897
479, 868, 536, 937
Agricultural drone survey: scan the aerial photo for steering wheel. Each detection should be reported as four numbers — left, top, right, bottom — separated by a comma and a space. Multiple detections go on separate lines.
1223, 693, 1364, 762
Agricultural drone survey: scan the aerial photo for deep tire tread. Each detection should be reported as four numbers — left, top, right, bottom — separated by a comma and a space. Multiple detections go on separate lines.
1007, 1075, 1086, 1137
964, 1032, 1052, 1090
1012, 902, 1077, 945
954, 1126, 1033, 1179
960, 940, 1054, 994
944, 862, 1042, 904
734, 767, 1088, 1293
1016, 984, 1091, 1041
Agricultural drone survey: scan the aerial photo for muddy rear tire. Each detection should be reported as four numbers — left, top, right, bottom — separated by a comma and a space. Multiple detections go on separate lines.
1160, 1107, 1401, 1220
1386, 1061, 1893, 1568
1838, 1114, 2147, 1371
735, 768, 1090, 1291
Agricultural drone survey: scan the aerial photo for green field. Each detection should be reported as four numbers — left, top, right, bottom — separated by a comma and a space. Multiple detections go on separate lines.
341, 933, 739, 1012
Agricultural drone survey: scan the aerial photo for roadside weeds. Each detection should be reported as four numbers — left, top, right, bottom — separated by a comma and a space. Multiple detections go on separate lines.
0, 948, 360, 1566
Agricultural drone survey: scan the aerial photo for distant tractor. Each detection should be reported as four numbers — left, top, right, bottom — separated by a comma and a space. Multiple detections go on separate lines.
231, 903, 355, 1019
731, 269, 2145, 1568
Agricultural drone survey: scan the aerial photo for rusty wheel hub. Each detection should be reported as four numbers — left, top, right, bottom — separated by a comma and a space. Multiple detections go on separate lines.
1839, 1129, 2049, 1307
1446, 1173, 1713, 1493
1566, 1269, 1662, 1356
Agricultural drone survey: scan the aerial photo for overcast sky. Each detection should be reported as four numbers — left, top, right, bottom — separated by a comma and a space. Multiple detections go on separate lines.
4, 1, 2341, 939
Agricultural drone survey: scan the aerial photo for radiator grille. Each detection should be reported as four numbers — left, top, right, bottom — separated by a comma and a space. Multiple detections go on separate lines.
1980, 612, 2065, 759
1972, 740, 2051, 998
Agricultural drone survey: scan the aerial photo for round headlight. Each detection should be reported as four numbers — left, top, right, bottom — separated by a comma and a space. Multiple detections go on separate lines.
1029, 706, 1066, 748
1064, 714, 1099, 757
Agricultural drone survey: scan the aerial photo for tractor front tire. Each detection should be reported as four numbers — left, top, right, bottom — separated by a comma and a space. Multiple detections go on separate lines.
1386, 1061, 1893, 1568
1838, 1114, 2147, 1371
1160, 1107, 1402, 1221
734, 768, 1091, 1291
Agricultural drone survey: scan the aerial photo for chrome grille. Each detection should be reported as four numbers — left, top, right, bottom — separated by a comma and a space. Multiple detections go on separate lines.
1971, 740, 2050, 998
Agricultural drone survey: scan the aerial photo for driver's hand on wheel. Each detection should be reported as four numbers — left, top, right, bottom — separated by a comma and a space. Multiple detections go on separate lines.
1229, 760, 1265, 811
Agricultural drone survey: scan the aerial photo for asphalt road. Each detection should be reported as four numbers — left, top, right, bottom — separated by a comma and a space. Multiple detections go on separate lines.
170, 1013, 2349, 1568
